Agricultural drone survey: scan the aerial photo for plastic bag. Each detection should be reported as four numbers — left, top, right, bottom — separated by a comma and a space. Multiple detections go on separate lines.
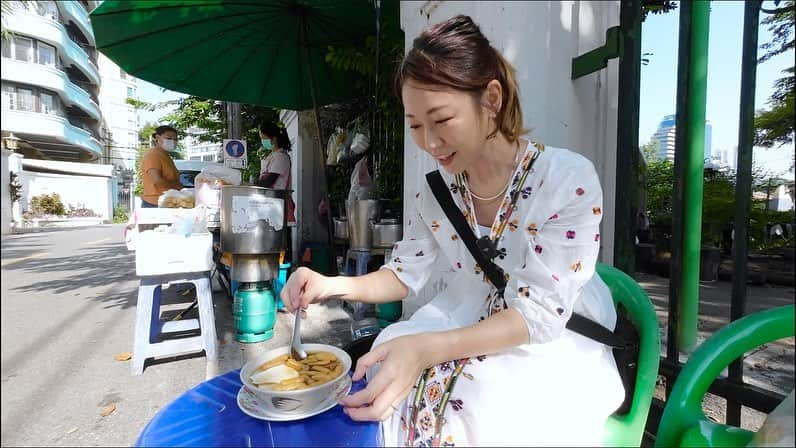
347, 157, 376, 202
194, 165, 241, 187
327, 127, 346, 165
158, 189, 195, 208
350, 132, 370, 155
749, 389, 795, 447
168, 214, 208, 237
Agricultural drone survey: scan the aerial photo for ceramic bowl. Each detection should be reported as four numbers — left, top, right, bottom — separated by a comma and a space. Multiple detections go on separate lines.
240, 343, 352, 415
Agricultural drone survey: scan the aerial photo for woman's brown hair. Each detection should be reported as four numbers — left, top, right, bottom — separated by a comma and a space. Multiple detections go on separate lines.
394, 15, 528, 142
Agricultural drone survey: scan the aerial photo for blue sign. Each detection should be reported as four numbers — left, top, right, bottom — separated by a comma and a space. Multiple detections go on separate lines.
225, 140, 245, 158
223, 139, 247, 168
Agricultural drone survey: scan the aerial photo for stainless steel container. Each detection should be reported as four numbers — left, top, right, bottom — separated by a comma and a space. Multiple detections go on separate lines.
220, 186, 290, 254
345, 200, 380, 250
333, 217, 349, 239
230, 254, 279, 283
372, 218, 402, 248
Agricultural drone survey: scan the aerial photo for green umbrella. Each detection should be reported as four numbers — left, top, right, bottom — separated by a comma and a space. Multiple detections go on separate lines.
91, 0, 378, 272
90, 0, 374, 111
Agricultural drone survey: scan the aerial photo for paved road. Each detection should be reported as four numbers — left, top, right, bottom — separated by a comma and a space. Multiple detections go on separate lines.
1, 224, 354, 447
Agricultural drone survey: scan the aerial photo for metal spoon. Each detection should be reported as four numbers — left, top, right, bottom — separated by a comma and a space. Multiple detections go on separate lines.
291, 308, 307, 360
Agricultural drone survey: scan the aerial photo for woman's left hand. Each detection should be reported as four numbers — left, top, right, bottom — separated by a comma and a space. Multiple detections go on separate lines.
338, 334, 433, 421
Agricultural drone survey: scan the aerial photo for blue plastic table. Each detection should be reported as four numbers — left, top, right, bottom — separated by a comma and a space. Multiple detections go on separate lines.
135, 370, 381, 447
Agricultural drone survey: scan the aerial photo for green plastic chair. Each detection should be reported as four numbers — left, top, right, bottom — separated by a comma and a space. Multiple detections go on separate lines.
655, 304, 795, 448
596, 263, 662, 447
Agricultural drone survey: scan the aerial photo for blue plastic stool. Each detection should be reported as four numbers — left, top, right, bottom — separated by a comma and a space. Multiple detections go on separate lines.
343, 250, 375, 320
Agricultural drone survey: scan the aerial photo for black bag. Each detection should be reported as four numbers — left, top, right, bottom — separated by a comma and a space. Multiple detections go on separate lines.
426, 170, 639, 415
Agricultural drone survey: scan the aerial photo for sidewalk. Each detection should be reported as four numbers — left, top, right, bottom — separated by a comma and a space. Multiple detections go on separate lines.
633, 272, 795, 430
1, 224, 792, 445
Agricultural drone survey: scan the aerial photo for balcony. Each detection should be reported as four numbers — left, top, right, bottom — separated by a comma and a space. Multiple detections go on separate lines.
1, 108, 102, 161
4, 11, 100, 86
1, 58, 100, 121
57, 1, 96, 47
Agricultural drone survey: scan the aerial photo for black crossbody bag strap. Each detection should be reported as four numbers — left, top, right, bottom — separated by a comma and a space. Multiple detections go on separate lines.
426, 171, 507, 291
425, 170, 628, 350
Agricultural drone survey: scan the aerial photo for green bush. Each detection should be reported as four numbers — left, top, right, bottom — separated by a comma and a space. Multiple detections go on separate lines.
113, 205, 129, 223
30, 193, 66, 216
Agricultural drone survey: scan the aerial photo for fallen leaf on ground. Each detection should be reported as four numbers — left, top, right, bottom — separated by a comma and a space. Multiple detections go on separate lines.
101, 404, 116, 417
66, 426, 78, 435
114, 352, 132, 361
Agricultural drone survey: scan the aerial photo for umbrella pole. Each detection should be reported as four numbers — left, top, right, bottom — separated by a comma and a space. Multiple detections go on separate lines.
302, 23, 338, 276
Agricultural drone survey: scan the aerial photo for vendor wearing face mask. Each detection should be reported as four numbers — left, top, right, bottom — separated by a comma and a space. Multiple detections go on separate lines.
141, 125, 183, 208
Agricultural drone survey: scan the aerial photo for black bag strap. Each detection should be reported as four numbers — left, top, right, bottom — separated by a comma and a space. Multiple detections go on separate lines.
426, 171, 507, 291
425, 169, 630, 351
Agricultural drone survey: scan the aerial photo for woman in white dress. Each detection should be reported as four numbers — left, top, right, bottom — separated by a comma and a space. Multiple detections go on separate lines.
280, 14, 624, 446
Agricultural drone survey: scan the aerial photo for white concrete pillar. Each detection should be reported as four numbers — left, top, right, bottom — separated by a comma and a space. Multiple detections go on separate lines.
1, 149, 11, 235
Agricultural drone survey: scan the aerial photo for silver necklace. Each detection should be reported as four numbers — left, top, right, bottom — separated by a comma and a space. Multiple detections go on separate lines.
468, 142, 522, 202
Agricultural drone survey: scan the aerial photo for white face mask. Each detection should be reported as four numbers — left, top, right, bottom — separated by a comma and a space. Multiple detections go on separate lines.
161, 139, 176, 152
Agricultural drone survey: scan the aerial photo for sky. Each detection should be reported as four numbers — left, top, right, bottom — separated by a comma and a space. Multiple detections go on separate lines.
134, 1, 794, 178
640, 0, 795, 180
135, 81, 185, 126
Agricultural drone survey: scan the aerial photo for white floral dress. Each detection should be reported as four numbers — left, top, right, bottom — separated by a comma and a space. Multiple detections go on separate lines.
372, 142, 625, 447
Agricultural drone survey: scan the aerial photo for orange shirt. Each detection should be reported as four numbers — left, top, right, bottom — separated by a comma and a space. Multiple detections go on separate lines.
142, 147, 180, 205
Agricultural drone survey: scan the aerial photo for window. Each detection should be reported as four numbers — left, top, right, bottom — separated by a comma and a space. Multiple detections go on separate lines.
127, 87, 134, 98
1, 84, 15, 110
17, 88, 35, 112
14, 37, 33, 63
1, 38, 10, 58
40, 92, 55, 115
37, 42, 56, 67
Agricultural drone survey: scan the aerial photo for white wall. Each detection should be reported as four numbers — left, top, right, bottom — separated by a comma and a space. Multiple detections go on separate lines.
19, 170, 113, 220
399, 1, 620, 316
771, 185, 795, 212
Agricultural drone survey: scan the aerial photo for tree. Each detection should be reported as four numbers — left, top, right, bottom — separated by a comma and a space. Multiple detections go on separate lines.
133, 122, 158, 196
644, 158, 675, 225
755, 1, 795, 170
641, 140, 660, 162
641, 1, 678, 22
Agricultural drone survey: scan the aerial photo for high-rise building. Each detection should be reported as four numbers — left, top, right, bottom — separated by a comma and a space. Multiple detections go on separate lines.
98, 53, 139, 171
1, 1, 103, 162
652, 114, 712, 162
653, 114, 677, 161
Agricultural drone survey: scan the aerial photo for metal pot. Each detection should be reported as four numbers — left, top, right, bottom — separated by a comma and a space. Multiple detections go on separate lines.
333, 217, 349, 240
371, 218, 402, 248
346, 200, 380, 250
220, 186, 290, 254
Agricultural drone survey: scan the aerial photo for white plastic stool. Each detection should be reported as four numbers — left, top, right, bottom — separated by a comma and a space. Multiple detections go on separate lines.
131, 272, 217, 375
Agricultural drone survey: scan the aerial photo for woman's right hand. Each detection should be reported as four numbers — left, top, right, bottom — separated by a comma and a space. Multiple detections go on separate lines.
279, 267, 334, 313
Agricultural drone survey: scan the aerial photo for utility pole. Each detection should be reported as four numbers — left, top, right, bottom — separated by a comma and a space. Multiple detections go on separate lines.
226, 102, 242, 140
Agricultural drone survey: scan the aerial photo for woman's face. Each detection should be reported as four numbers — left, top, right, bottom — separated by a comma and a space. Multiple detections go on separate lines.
259, 132, 276, 147
402, 79, 495, 174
